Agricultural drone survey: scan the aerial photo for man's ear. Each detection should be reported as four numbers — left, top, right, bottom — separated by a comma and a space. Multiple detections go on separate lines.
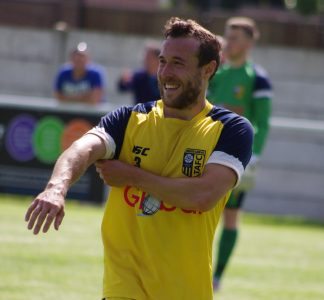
203, 60, 217, 80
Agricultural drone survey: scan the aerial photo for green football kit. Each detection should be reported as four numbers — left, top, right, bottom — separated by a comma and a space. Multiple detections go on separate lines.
209, 61, 272, 208
209, 61, 272, 284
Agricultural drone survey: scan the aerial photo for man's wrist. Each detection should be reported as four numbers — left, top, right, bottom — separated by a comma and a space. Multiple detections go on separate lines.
129, 166, 144, 189
46, 181, 68, 197
129, 165, 158, 193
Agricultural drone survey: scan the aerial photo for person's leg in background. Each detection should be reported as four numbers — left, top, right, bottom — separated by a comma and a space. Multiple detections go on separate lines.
213, 191, 246, 291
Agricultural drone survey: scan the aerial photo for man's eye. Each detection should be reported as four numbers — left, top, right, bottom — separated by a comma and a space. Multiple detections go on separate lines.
174, 61, 184, 66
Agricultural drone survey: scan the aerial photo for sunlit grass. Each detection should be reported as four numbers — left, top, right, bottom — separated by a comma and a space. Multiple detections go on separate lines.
0, 195, 323, 300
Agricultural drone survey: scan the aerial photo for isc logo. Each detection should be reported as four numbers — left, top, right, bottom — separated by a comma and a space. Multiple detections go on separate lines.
132, 145, 150, 156
132, 145, 150, 168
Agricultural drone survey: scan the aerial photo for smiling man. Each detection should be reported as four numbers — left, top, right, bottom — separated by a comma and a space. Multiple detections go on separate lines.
25, 18, 253, 300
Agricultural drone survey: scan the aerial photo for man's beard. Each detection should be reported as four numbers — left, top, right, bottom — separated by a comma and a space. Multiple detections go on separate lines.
159, 75, 202, 110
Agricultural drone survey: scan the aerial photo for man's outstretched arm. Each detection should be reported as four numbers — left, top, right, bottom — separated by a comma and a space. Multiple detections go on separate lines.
25, 134, 106, 235
96, 160, 237, 212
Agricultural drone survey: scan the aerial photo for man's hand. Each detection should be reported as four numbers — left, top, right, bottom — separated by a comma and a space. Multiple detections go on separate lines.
235, 155, 259, 193
96, 159, 237, 212
95, 160, 136, 187
25, 189, 65, 235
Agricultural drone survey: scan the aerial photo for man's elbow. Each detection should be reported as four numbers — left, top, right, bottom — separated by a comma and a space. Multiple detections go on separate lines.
194, 192, 222, 212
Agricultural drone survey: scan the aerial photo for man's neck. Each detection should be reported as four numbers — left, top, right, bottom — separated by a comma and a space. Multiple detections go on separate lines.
228, 55, 248, 68
73, 68, 86, 79
163, 96, 207, 121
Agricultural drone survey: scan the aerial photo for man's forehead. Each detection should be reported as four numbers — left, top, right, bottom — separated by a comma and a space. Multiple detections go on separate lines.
161, 37, 200, 57
72, 51, 88, 57
225, 27, 248, 38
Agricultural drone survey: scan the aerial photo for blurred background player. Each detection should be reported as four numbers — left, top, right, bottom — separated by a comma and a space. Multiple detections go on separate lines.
209, 17, 273, 290
118, 42, 160, 104
54, 42, 105, 105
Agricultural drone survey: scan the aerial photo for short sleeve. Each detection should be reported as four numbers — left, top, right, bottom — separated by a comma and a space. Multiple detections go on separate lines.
85, 106, 132, 159
253, 65, 273, 99
89, 68, 104, 89
206, 114, 253, 187
54, 69, 65, 92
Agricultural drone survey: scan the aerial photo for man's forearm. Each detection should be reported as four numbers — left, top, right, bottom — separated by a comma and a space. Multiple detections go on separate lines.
129, 164, 235, 212
25, 134, 105, 234
46, 137, 104, 196
134, 173, 213, 211
46, 149, 87, 196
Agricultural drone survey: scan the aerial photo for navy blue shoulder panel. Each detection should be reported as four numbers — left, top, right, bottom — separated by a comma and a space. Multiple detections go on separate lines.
132, 101, 157, 114
207, 106, 254, 169
98, 102, 156, 159
207, 105, 240, 124
98, 106, 133, 159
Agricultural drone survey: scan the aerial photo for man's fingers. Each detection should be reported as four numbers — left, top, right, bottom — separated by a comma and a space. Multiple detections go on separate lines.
42, 209, 59, 233
54, 209, 65, 231
25, 200, 39, 222
27, 203, 43, 230
33, 206, 51, 235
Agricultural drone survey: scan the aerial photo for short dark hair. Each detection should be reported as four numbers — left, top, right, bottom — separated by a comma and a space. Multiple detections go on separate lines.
164, 17, 221, 79
226, 17, 260, 40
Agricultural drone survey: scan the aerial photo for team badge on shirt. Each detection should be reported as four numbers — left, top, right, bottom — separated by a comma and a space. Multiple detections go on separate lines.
234, 85, 245, 100
182, 148, 206, 177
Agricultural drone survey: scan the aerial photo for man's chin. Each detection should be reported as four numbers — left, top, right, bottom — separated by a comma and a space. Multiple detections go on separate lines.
161, 96, 180, 109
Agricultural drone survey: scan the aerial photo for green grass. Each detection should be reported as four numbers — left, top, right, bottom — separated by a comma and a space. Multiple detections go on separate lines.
1, 195, 324, 300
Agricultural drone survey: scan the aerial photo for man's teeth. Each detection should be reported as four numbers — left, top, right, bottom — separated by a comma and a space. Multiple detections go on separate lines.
165, 84, 179, 89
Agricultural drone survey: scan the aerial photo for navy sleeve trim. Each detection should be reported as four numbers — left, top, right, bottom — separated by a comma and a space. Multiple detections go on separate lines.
98, 106, 133, 159
207, 106, 253, 172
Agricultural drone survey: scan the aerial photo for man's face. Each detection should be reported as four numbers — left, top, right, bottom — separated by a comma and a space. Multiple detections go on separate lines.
224, 28, 252, 60
71, 51, 89, 71
157, 37, 204, 110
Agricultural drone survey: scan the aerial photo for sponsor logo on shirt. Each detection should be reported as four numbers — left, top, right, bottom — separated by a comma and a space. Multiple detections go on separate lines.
182, 148, 206, 177
62, 81, 91, 96
123, 186, 202, 215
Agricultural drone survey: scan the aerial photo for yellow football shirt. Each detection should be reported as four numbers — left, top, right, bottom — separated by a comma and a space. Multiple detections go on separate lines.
87, 100, 253, 300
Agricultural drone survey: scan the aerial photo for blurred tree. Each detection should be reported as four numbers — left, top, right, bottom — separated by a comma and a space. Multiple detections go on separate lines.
296, 0, 318, 15
187, 0, 212, 10
220, 0, 241, 10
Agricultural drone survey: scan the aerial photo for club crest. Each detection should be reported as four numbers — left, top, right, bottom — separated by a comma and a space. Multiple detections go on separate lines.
182, 148, 206, 177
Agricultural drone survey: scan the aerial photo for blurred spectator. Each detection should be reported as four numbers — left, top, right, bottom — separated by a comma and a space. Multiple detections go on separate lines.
209, 17, 272, 291
54, 42, 105, 105
216, 35, 226, 64
118, 43, 160, 104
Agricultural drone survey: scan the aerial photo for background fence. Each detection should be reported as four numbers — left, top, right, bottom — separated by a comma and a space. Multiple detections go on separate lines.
0, 26, 323, 220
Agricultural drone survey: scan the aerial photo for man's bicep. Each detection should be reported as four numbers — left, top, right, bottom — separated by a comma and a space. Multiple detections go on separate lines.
203, 163, 237, 191
73, 134, 107, 164
206, 115, 254, 187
